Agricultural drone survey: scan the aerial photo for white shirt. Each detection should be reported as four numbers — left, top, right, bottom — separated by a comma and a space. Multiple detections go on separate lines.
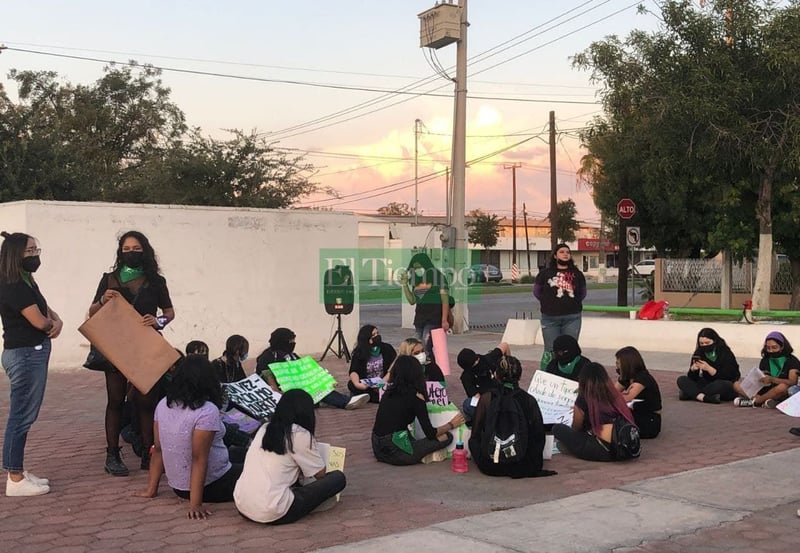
234, 424, 325, 523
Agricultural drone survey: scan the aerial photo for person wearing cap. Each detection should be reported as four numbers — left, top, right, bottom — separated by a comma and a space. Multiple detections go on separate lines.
544, 335, 591, 382
533, 243, 587, 368
457, 342, 509, 422
256, 327, 370, 410
733, 331, 800, 408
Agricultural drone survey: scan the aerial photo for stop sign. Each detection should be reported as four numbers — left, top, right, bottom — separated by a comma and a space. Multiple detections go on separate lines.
617, 198, 636, 219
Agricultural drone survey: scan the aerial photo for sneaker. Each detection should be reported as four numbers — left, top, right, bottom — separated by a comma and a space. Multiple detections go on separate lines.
789, 427, 800, 437
104, 447, 129, 477
6, 475, 50, 497
345, 394, 370, 410
762, 399, 778, 409
734, 397, 754, 407
23, 471, 49, 486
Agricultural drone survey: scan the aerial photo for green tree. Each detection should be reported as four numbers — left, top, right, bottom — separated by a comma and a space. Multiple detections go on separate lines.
574, 0, 800, 309
548, 199, 581, 243
377, 202, 413, 215
466, 210, 500, 249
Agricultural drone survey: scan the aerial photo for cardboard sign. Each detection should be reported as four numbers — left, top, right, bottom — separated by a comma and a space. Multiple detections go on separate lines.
527, 370, 578, 425
268, 356, 337, 404
223, 374, 282, 421
78, 296, 180, 394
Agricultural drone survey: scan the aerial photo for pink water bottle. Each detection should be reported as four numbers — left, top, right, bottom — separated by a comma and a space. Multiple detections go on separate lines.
451, 442, 468, 473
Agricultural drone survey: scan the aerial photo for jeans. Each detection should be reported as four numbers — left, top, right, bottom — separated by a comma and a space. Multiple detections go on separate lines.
415, 322, 440, 358
2, 339, 51, 471
552, 423, 614, 462
540, 313, 582, 353
462, 397, 477, 422
269, 471, 346, 525
320, 390, 349, 409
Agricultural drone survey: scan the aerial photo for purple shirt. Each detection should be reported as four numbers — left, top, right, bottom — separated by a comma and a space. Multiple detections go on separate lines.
154, 398, 231, 491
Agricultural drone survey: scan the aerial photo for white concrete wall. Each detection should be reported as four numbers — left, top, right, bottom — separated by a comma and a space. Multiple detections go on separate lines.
1, 201, 361, 369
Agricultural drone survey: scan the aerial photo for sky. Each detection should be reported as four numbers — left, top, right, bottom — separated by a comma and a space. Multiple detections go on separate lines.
0, 0, 669, 226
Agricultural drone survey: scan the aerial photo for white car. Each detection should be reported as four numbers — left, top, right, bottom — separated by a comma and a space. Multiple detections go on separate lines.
628, 259, 656, 277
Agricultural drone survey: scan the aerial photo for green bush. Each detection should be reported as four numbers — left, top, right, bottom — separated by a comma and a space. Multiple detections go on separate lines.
519, 275, 535, 284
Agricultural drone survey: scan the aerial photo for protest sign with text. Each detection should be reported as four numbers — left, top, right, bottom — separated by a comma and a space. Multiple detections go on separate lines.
223, 374, 282, 421
527, 370, 578, 425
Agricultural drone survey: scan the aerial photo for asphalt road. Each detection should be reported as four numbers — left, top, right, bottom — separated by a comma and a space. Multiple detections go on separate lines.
360, 285, 628, 330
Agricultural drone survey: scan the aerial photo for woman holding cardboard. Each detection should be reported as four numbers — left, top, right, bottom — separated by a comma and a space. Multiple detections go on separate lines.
88, 230, 174, 476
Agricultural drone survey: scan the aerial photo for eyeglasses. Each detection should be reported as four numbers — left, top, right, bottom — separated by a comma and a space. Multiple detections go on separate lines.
24, 248, 42, 256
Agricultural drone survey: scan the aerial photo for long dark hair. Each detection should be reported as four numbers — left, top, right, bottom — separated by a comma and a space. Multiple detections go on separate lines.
548, 242, 576, 269
578, 362, 634, 435
762, 332, 794, 357
353, 324, 377, 361
407, 251, 447, 289
113, 230, 161, 283
615, 346, 648, 383
384, 356, 428, 400
0, 232, 33, 284
695, 327, 729, 351
224, 334, 249, 358
261, 389, 316, 455
166, 356, 223, 410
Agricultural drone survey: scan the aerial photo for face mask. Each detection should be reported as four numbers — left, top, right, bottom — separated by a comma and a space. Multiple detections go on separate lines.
121, 251, 144, 268
286, 342, 296, 353
767, 350, 784, 359
371, 334, 382, 346
415, 268, 425, 277
22, 255, 41, 273
414, 352, 427, 365
698, 343, 714, 353
239, 352, 249, 362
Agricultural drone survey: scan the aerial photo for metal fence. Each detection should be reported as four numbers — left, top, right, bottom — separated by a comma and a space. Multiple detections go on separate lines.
661, 259, 793, 294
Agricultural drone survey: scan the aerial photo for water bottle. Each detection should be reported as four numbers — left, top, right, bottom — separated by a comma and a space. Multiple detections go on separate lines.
451, 442, 468, 473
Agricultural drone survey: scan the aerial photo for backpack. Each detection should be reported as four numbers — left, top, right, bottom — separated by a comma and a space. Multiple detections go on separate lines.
481, 387, 529, 465
611, 416, 641, 460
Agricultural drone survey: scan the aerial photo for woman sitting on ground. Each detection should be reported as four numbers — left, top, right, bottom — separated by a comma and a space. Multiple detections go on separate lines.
136, 356, 243, 519
372, 356, 464, 466
553, 362, 637, 462
256, 327, 369, 410
734, 331, 800, 408
234, 389, 346, 525
544, 335, 591, 382
348, 324, 396, 403
614, 346, 662, 439
213, 334, 249, 384
387, 337, 444, 382
468, 356, 557, 478
676, 328, 740, 404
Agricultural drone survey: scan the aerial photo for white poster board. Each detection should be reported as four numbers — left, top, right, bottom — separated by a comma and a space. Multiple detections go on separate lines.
527, 370, 578, 426
777, 393, 800, 417
739, 366, 765, 399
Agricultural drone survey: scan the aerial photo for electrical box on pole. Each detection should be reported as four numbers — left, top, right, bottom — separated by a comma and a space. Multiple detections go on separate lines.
418, 2, 461, 49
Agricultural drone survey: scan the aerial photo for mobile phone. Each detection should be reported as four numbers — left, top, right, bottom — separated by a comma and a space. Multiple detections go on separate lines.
156, 315, 170, 329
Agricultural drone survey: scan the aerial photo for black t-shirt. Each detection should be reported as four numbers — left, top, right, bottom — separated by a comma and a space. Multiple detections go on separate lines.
758, 354, 800, 380
93, 272, 172, 316
373, 393, 437, 439
460, 347, 503, 397
0, 280, 49, 348
412, 268, 449, 327
629, 370, 662, 414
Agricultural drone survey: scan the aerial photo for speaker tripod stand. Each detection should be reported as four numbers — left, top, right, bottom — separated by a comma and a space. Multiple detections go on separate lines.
320, 313, 351, 362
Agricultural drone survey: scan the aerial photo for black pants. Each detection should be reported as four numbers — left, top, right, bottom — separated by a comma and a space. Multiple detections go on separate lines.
552, 424, 614, 462
633, 411, 661, 439
347, 382, 380, 403
173, 463, 243, 503
268, 471, 346, 525
372, 432, 452, 465
676, 376, 737, 402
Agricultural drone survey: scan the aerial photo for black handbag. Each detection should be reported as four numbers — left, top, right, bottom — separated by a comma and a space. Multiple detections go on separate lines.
83, 346, 116, 372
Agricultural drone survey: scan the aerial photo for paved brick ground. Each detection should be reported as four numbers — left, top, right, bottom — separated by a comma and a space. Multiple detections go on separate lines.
1, 352, 798, 552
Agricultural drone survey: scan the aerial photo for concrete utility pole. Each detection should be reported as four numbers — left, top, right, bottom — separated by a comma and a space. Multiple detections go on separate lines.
451, 0, 468, 333
523, 202, 532, 276
504, 163, 521, 277
414, 118, 422, 225
549, 110, 558, 250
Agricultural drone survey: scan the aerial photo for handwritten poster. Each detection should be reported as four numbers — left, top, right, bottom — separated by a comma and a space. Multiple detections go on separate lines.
268, 356, 336, 404
315, 443, 346, 506
527, 370, 578, 425
739, 366, 765, 399
426, 381, 450, 410
223, 374, 282, 421
777, 393, 800, 418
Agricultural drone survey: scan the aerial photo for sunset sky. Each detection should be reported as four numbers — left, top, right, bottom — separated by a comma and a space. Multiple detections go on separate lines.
0, 0, 671, 225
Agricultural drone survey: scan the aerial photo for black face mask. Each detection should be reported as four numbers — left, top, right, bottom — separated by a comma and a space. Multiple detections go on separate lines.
371, 334, 382, 346
286, 342, 296, 353
22, 255, 41, 273
121, 251, 144, 268
767, 350, 785, 359
698, 343, 715, 353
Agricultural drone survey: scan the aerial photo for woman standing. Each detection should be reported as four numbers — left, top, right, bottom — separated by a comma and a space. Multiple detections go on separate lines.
400, 252, 450, 358
348, 325, 396, 403
615, 346, 662, 439
371, 356, 464, 466
0, 231, 63, 496
89, 231, 174, 476
533, 243, 587, 366
136, 356, 242, 519
553, 362, 637, 462
676, 328, 740, 404
234, 389, 346, 525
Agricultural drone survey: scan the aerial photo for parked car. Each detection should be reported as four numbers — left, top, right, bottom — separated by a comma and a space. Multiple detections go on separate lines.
628, 259, 656, 277
469, 264, 503, 283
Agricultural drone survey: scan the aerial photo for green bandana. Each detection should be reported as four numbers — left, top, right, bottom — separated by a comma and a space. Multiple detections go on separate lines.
370, 346, 381, 357
21, 271, 33, 287
391, 429, 414, 455
558, 357, 580, 375
119, 265, 144, 283
768, 356, 786, 378
704, 350, 718, 363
